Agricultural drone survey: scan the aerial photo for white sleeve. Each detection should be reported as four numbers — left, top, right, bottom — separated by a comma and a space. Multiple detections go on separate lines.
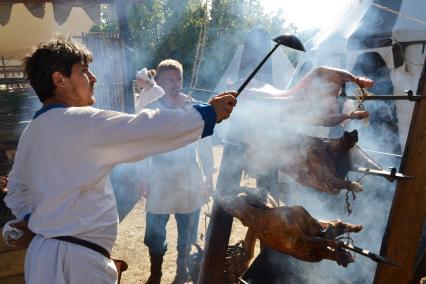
4, 152, 32, 220
133, 93, 140, 109
146, 85, 164, 102
134, 85, 164, 113
134, 91, 143, 113
197, 137, 215, 177
88, 106, 208, 167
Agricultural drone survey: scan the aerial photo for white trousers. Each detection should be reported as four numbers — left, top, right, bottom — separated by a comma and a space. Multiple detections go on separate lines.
25, 235, 118, 284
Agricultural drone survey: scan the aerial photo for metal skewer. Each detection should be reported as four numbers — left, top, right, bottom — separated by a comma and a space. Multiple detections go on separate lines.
337, 241, 400, 267
351, 167, 414, 181
343, 90, 426, 101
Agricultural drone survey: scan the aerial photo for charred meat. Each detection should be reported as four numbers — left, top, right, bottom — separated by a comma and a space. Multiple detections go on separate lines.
218, 190, 362, 267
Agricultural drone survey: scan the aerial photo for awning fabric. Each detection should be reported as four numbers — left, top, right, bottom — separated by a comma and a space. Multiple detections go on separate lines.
0, 3, 13, 26
0, 1, 101, 26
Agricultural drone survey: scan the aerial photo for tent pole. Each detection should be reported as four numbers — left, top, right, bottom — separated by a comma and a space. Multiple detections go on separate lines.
374, 56, 426, 284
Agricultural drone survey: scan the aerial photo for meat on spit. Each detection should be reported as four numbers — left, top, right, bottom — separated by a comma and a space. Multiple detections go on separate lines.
246, 129, 380, 195
217, 189, 362, 267
238, 66, 374, 127
281, 130, 361, 194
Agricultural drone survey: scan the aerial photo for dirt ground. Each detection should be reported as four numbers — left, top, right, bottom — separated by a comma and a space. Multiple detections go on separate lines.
112, 146, 256, 284
112, 200, 252, 284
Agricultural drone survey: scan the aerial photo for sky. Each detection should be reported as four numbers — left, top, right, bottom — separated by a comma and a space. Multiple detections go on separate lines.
259, 0, 353, 31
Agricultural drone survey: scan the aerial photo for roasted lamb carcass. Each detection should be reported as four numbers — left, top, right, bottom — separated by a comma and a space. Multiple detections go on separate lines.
246, 130, 363, 195
238, 66, 373, 128
217, 190, 362, 267
281, 130, 362, 194
288, 66, 374, 98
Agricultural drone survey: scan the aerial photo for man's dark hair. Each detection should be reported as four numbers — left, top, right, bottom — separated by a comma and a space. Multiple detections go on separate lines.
24, 36, 93, 103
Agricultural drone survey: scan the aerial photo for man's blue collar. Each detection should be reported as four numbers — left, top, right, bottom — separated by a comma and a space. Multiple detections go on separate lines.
33, 104, 68, 119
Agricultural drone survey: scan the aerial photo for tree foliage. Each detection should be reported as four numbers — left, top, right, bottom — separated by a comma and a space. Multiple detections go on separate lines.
92, 1, 316, 90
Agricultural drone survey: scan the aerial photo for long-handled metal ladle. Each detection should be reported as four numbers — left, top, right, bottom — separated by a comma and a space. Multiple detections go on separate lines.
236, 34, 305, 95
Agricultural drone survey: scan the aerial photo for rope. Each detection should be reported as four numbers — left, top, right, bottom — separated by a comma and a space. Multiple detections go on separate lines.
371, 2, 426, 27
352, 87, 370, 126
364, 2, 426, 69
336, 233, 356, 260
344, 186, 356, 216
342, 141, 385, 215
351, 1, 426, 26
355, 172, 368, 183
353, 144, 384, 170
188, 1, 209, 100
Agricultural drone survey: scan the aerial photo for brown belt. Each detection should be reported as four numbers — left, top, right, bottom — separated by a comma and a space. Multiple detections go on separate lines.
53, 236, 110, 258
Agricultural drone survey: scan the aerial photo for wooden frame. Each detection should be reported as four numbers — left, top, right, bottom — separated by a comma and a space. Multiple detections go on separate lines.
374, 56, 426, 284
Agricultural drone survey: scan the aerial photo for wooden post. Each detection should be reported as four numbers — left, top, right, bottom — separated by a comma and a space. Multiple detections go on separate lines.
374, 58, 426, 283
198, 144, 244, 284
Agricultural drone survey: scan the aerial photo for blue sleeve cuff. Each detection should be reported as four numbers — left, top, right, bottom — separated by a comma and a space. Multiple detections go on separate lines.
24, 213, 31, 222
193, 104, 217, 138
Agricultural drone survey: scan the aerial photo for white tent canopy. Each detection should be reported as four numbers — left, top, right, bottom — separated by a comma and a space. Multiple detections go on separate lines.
291, 0, 426, 149
393, 0, 426, 42
215, 28, 295, 92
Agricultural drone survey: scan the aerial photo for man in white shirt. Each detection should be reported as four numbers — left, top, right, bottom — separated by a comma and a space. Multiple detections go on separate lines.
140, 60, 214, 284
4, 37, 236, 284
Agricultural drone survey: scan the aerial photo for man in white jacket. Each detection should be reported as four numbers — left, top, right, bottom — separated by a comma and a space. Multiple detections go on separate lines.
4, 37, 236, 284
140, 60, 215, 284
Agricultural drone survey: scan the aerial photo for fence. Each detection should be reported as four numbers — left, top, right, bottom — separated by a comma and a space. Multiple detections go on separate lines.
81, 32, 127, 112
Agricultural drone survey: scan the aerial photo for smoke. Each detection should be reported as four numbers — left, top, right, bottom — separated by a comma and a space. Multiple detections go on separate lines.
219, 88, 396, 283
211, 23, 407, 283
140, 137, 212, 213
81, 5, 417, 282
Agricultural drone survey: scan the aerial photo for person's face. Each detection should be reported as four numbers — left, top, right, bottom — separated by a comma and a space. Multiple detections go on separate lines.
156, 69, 182, 97
63, 62, 97, 106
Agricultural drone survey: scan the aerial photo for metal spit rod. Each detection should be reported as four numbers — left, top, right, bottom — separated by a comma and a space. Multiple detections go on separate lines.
343, 90, 426, 101
337, 241, 400, 267
352, 166, 414, 181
